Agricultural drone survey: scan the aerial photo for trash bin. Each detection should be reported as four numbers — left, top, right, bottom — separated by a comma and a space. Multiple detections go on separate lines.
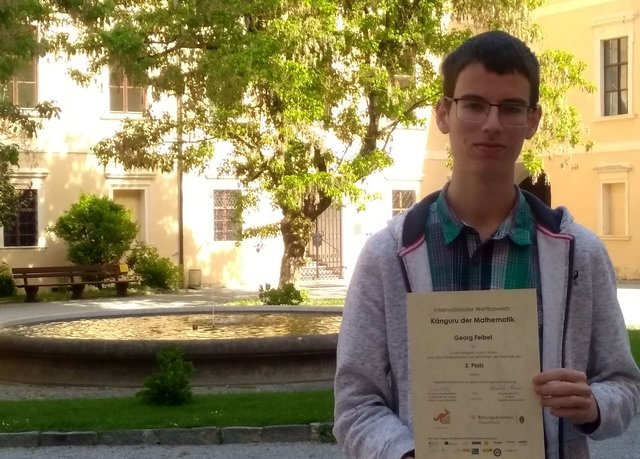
187, 268, 202, 289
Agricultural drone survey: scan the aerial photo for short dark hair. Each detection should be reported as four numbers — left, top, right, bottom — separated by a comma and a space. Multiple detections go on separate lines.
441, 30, 540, 106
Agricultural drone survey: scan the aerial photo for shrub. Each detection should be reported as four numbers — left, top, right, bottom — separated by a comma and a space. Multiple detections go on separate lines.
48, 194, 138, 265
258, 282, 309, 305
0, 262, 16, 297
127, 242, 181, 290
137, 346, 195, 406
317, 422, 337, 443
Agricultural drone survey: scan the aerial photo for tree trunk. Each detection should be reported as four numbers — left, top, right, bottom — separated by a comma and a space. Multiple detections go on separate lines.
278, 215, 312, 287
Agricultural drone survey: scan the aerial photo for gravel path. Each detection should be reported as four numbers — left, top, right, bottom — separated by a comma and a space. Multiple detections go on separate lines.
0, 383, 138, 401
0, 443, 345, 459
0, 381, 333, 401
0, 422, 638, 459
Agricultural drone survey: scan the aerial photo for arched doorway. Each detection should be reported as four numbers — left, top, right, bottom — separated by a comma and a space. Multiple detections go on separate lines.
519, 172, 551, 207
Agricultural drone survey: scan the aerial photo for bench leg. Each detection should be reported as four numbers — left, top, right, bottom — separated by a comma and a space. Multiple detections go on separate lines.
24, 286, 39, 303
70, 284, 85, 300
115, 281, 129, 297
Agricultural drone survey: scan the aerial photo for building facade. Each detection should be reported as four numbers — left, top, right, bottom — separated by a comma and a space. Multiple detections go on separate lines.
4, 0, 637, 288
423, 0, 639, 280
535, 0, 639, 279
0, 38, 428, 289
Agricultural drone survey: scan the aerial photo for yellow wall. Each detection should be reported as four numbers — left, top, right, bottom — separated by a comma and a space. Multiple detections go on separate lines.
420, 0, 640, 279
536, 0, 640, 279
2, 152, 181, 273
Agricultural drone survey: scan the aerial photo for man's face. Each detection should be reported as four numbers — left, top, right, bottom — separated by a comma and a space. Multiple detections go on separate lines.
435, 63, 541, 180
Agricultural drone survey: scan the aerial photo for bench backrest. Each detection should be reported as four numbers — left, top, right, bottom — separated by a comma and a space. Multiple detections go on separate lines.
12, 263, 129, 284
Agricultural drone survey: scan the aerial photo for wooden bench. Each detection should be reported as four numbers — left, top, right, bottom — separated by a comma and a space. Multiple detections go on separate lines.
12, 263, 138, 303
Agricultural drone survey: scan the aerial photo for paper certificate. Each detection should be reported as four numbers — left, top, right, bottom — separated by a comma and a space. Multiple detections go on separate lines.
408, 289, 544, 459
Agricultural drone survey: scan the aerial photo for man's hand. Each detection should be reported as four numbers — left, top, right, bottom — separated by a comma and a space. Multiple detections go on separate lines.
532, 368, 599, 426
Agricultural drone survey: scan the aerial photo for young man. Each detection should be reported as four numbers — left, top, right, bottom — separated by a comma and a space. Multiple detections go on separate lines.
333, 30, 640, 459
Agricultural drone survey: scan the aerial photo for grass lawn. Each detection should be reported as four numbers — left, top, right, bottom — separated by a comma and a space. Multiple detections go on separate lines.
0, 389, 334, 433
0, 288, 345, 307
629, 329, 640, 367
0, 286, 149, 305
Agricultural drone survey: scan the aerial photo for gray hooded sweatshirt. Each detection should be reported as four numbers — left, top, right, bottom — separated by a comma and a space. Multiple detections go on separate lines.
334, 191, 640, 459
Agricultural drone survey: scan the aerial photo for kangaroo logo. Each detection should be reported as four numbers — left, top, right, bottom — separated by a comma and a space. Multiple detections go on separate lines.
433, 408, 450, 424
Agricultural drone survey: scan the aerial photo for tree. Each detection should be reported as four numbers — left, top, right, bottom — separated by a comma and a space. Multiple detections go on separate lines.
48, 194, 138, 265
51, 0, 593, 286
0, 1, 59, 225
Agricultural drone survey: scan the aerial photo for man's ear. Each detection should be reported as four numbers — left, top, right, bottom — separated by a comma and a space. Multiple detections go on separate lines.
435, 98, 450, 134
525, 104, 542, 140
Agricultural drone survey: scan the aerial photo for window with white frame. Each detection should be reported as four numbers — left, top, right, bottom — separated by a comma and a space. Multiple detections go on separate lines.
392, 189, 416, 216
3, 189, 38, 247
109, 68, 145, 113
213, 190, 241, 241
595, 165, 631, 238
602, 37, 628, 116
592, 12, 635, 118
0, 59, 37, 109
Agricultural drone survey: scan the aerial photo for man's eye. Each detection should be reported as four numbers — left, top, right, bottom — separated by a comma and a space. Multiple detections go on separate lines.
461, 101, 486, 112
501, 104, 527, 114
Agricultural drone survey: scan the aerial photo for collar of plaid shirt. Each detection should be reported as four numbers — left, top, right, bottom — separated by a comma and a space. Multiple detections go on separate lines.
426, 184, 537, 292
435, 184, 534, 246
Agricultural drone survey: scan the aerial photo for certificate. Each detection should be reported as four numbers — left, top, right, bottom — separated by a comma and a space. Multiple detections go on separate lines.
408, 289, 544, 459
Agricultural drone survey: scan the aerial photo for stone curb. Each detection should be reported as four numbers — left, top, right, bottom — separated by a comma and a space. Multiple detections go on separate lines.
0, 423, 335, 448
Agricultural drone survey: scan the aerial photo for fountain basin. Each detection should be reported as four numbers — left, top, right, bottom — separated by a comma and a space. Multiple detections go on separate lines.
0, 306, 341, 388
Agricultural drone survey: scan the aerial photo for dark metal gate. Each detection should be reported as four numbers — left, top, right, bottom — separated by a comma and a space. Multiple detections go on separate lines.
300, 205, 343, 280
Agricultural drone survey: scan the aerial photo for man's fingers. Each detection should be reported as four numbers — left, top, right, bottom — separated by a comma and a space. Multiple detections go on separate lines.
538, 394, 594, 409
534, 380, 592, 398
532, 369, 599, 424
533, 368, 587, 386
547, 407, 597, 425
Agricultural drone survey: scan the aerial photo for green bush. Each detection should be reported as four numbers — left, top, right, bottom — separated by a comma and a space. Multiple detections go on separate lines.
127, 242, 181, 290
137, 346, 195, 406
0, 262, 16, 297
258, 282, 309, 305
48, 194, 138, 265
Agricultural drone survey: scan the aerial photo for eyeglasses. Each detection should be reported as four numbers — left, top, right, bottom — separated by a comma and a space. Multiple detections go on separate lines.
443, 97, 535, 127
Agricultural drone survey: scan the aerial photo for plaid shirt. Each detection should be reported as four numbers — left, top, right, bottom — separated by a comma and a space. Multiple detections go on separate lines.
425, 186, 539, 293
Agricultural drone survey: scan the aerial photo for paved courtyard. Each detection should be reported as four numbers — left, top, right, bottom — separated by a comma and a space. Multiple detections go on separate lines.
0, 281, 638, 457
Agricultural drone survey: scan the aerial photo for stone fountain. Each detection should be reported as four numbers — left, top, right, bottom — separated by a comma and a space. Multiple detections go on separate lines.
0, 306, 341, 388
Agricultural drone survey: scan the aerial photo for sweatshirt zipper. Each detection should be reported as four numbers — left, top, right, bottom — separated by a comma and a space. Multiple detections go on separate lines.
558, 237, 575, 459
399, 255, 412, 292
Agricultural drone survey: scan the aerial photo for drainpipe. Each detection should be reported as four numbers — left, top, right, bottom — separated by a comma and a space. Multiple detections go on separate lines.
174, 0, 185, 285
177, 106, 184, 275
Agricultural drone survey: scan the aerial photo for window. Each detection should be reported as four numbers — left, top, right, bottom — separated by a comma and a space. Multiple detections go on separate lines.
213, 190, 241, 241
109, 68, 145, 113
0, 59, 37, 109
392, 190, 416, 216
603, 37, 628, 116
3, 189, 38, 247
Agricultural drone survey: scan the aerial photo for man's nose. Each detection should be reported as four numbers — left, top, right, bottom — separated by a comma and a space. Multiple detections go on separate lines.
482, 106, 502, 130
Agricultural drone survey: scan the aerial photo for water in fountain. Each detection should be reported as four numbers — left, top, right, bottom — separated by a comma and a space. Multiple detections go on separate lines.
4, 312, 341, 340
